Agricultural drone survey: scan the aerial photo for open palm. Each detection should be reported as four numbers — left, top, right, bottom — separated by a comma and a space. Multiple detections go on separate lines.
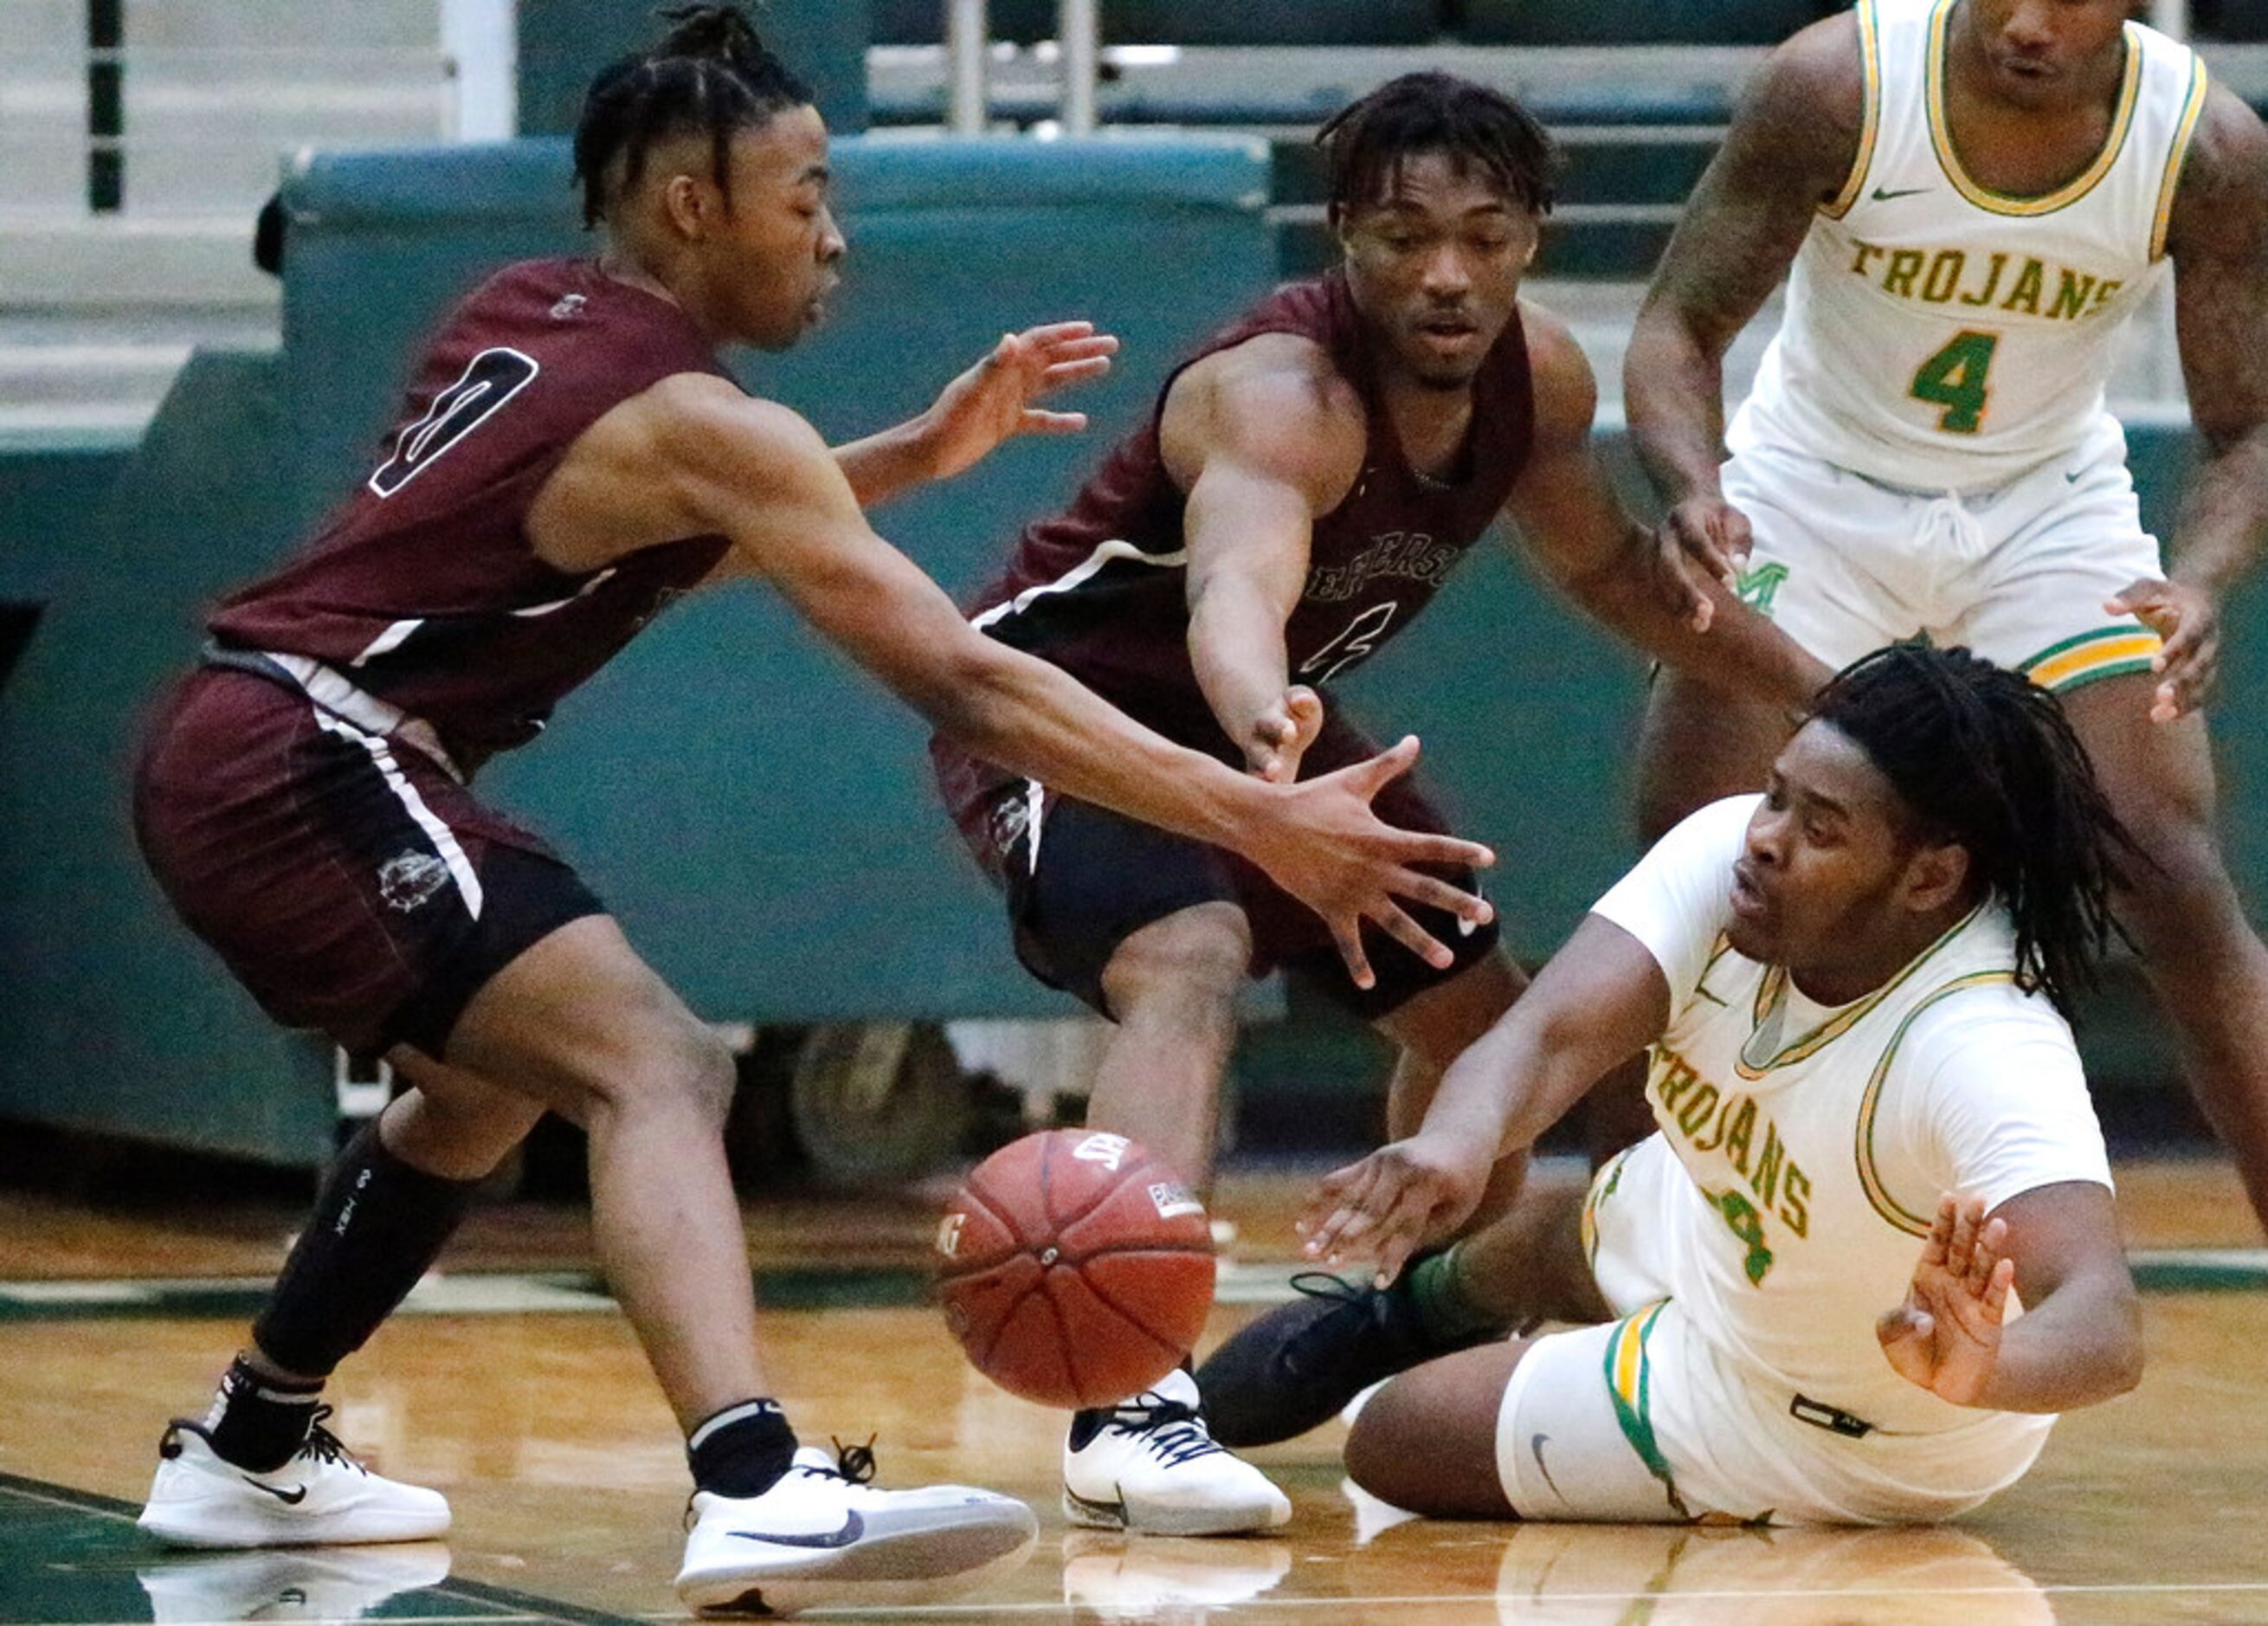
1878, 1193, 2015, 1406
922, 321, 1119, 481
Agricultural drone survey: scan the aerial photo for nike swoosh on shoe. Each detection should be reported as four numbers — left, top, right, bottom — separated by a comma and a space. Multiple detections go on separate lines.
728, 1513, 865, 1550
245, 1481, 308, 1505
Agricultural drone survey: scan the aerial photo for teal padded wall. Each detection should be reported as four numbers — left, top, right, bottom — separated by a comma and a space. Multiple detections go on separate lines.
517, 0, 869, 138
0, 358, 338, 1164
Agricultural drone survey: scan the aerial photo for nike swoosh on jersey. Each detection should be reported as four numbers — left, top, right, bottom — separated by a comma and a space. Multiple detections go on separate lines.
245, 1480, 308, 1505
1871, 185, 1934, 202
727, 1512, 865, 1549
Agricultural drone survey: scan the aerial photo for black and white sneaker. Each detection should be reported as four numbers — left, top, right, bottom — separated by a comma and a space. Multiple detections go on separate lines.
675, 1442, 1037, 1616
1194, 1269, 1497, 1447
138, 1410, 450, 1549
137, 1542, 452, 1622
1061, 1370, 1291, 1536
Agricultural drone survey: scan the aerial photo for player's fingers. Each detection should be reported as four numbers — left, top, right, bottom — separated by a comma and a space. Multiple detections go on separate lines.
1655, 539, 1717, 632
1674, 512, 1743, 590
1037, 355, 1115, 391
1329, 917, 1377, 992
1978, 1256, 2016, 1323
1342, 734, 1422, 796
1381, 831, 1498, 872
1005, 320, 1097, 353
1020, 409, 1091, 435
1369, 900, 1456, 971
1970, 1214, 2007, 1289
1922, 1194, 1957, 1272
1387, 868, 1495, 925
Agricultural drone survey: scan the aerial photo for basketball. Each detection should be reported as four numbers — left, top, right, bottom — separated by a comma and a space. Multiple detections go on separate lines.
935, 1129, 1215, 1408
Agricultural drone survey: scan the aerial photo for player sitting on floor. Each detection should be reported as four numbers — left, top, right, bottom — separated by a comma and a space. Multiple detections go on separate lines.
1300, 643, 2143, 1525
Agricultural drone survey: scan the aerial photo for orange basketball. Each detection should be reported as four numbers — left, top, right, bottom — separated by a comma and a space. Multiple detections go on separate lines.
935, 1129, 1215, 1409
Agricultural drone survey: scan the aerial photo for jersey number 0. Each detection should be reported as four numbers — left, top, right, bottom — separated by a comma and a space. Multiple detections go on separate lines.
368, 347, 541, 498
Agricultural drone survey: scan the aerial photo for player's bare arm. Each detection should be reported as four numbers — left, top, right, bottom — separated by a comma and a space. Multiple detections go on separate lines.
1508, 306, 1831, 703
1877, 1184, 2140, 1412
1624, 16, 1866, 586
1159, 334, 1368, 783
832, 320, 1123, 507
2106, 87, 2268, 722
552, 371, 1494, 988
1298, 913, 1672, 1283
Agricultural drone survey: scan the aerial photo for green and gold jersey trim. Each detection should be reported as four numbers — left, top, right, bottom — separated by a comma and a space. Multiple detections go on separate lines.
1736, 904, 1985, 1081
1854, 970, 2020, 1236
2020, 624, 2164, 694
2150, 55, 2211, 262
1823, 0, 1885, 221
1582, 1145, 1635, 1269
1926, 2, 2143, 219
1602, 1301, 1691, 1518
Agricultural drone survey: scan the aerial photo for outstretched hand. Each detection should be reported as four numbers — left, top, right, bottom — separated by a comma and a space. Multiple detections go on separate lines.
2104, 577, 2220, 723
1247, 685, 1324, 783
1877, 1193, 2015, 1407
1295, 1131, 1493, 1288
1651, 494, 1755, 633
919, 321, 1121, 483
1246, 735, 1494, 990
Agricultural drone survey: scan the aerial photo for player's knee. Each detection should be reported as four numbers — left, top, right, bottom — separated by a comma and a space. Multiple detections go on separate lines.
1101, 906, 1252, 1018
1344, 1378, 1441, 1513
595, 1014, 738, 1130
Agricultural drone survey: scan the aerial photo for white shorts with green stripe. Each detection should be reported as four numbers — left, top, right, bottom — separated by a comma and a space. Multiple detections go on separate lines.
1495, 1137, 2052, 1526
1719, 415, 2164, 694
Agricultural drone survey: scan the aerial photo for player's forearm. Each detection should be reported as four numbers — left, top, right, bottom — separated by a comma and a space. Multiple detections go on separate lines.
925, 639, 1260, 855
2168, 426, 2268, 601
831, 416, 944, 508
1624, 307, 1732, 508
1972, 1281, 2143, 1414
1427, 1008, 1601, 1161
1189, 584, 1297, 758
1557, 525, 1830, 707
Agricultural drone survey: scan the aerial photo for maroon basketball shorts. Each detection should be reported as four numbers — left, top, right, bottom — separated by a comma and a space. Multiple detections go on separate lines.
931, 707, 1498, 1023
133, 666, 602, 1059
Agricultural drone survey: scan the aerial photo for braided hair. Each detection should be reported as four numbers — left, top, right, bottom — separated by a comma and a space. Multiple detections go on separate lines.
1810, 642, 2145, 1023
1317, 72, 1560, 222
573, 5, 814, 229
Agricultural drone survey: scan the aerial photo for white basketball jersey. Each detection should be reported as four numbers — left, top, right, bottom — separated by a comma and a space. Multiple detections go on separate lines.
1590, 797, 2112, 1441
1731, 0, 2209, 492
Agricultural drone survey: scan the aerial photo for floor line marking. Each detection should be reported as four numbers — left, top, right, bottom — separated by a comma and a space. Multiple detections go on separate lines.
0, 1472, 643, 1626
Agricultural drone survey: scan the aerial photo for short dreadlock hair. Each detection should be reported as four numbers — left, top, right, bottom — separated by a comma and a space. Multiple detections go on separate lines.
573, 5, 814, 229
1316, 71, 1559, 223
1811, 642, 2146, 1023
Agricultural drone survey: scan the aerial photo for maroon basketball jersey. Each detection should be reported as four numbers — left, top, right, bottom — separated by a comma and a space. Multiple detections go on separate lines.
209, 257, 734, 761
966, 268, 1535, 743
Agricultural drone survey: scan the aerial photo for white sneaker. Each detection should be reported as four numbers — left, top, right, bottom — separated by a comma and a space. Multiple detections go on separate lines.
138, 1413, 451, 1550
674, 1443, 1038, 1616
1062, 1370, 1292, 1536
137, 1542, 452, 1622
1061, 1532, 1292, 1616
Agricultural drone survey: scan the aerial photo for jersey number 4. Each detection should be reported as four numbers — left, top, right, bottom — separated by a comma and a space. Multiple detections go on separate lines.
368, 347, 541, 498
1908, 330, 1998, 436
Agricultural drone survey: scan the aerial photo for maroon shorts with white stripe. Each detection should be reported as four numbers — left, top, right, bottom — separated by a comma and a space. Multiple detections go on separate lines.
132, 667, 602, 1058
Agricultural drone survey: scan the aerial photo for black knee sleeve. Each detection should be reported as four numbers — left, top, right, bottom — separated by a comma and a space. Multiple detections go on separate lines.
252, 1119, 480, 1378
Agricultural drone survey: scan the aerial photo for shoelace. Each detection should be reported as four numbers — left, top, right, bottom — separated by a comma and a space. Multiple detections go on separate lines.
800, 1436, 878, 1486
1279, 1271, 1388, 1365
1106, 1393, 1226, 1468
299, 1405, 367, 1476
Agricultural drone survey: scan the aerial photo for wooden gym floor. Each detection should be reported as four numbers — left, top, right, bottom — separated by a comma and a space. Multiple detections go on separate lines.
2, 1155, 2265, 1623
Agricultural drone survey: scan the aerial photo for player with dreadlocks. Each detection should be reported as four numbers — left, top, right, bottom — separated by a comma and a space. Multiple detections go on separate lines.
1292, 641, 2145, 1526
126, 8, 1524, 1612
933, 69, 1827, 1534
